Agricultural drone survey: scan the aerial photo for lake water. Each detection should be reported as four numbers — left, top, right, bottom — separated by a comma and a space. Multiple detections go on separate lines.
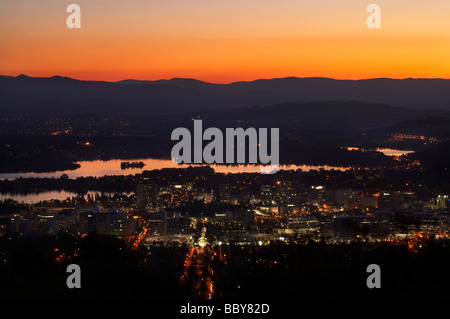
347, 147, 414, 157
376, 148, 415, 156
0, 149, 413, 203
1, 190, 84, 203
0, 190, 132, 204
0, 158, 348, 203
0, 158, 349, 180
0, 148, 414, 180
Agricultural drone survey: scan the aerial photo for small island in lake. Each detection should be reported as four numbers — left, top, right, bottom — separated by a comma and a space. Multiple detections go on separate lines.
120, 161, 146, 169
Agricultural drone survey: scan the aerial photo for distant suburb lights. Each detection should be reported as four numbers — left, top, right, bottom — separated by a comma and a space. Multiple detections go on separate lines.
65, 3, 382, 30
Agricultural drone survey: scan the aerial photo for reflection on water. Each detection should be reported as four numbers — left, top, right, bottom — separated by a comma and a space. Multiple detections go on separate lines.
375, 148, 415, 156
0, 158, 349, 180
0, 190, 129, 204
0, 149, 414, 203
347, 147, 414, 157
1, 190, 79, 203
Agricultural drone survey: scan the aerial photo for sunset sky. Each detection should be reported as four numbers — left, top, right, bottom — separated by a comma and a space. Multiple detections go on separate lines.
1, 0, 449, 83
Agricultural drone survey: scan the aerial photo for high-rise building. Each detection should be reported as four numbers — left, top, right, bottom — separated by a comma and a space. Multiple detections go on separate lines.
436, 195, 449, 209
10, 217, 33, 235
136, 183, 158, 208
333, 215, 390, 241
346, 197, 378, 211
260, 185, 274, 205
378, 192, 400, 208
148, 211, 167, 235
308, 185, 326, 206
171, 184, 189, 205
334, 189, 353, 206
220, 184, 238, 204
78, 209, 137, 236
275, 181, 302, 204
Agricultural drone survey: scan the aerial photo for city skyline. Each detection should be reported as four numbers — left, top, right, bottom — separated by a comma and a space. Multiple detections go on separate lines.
1, 0, 450, 304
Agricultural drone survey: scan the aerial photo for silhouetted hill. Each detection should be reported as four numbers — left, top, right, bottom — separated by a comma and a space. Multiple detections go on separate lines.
0, 75, 449, 116
368, 117, 450, 138
413, 140, 450, 172
157, 101, 450, 132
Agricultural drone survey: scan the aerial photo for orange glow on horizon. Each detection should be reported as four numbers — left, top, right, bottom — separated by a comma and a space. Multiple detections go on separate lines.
0, 0, 449, 83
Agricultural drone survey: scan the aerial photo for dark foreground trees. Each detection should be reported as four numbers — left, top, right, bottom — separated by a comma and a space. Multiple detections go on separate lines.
1, 234, 450, 299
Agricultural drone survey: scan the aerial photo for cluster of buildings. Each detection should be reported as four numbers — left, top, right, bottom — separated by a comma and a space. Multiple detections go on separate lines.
133, 181, 450, 245
137, 183, 214, 208
10, 206, 138, 237
6, 179, 450, 246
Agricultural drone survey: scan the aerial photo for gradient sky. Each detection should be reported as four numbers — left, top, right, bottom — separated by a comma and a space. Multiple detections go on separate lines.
0, 0, 449, 83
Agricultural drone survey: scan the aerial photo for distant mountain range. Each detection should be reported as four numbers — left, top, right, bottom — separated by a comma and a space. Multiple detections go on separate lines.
0, 75, 449, 116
